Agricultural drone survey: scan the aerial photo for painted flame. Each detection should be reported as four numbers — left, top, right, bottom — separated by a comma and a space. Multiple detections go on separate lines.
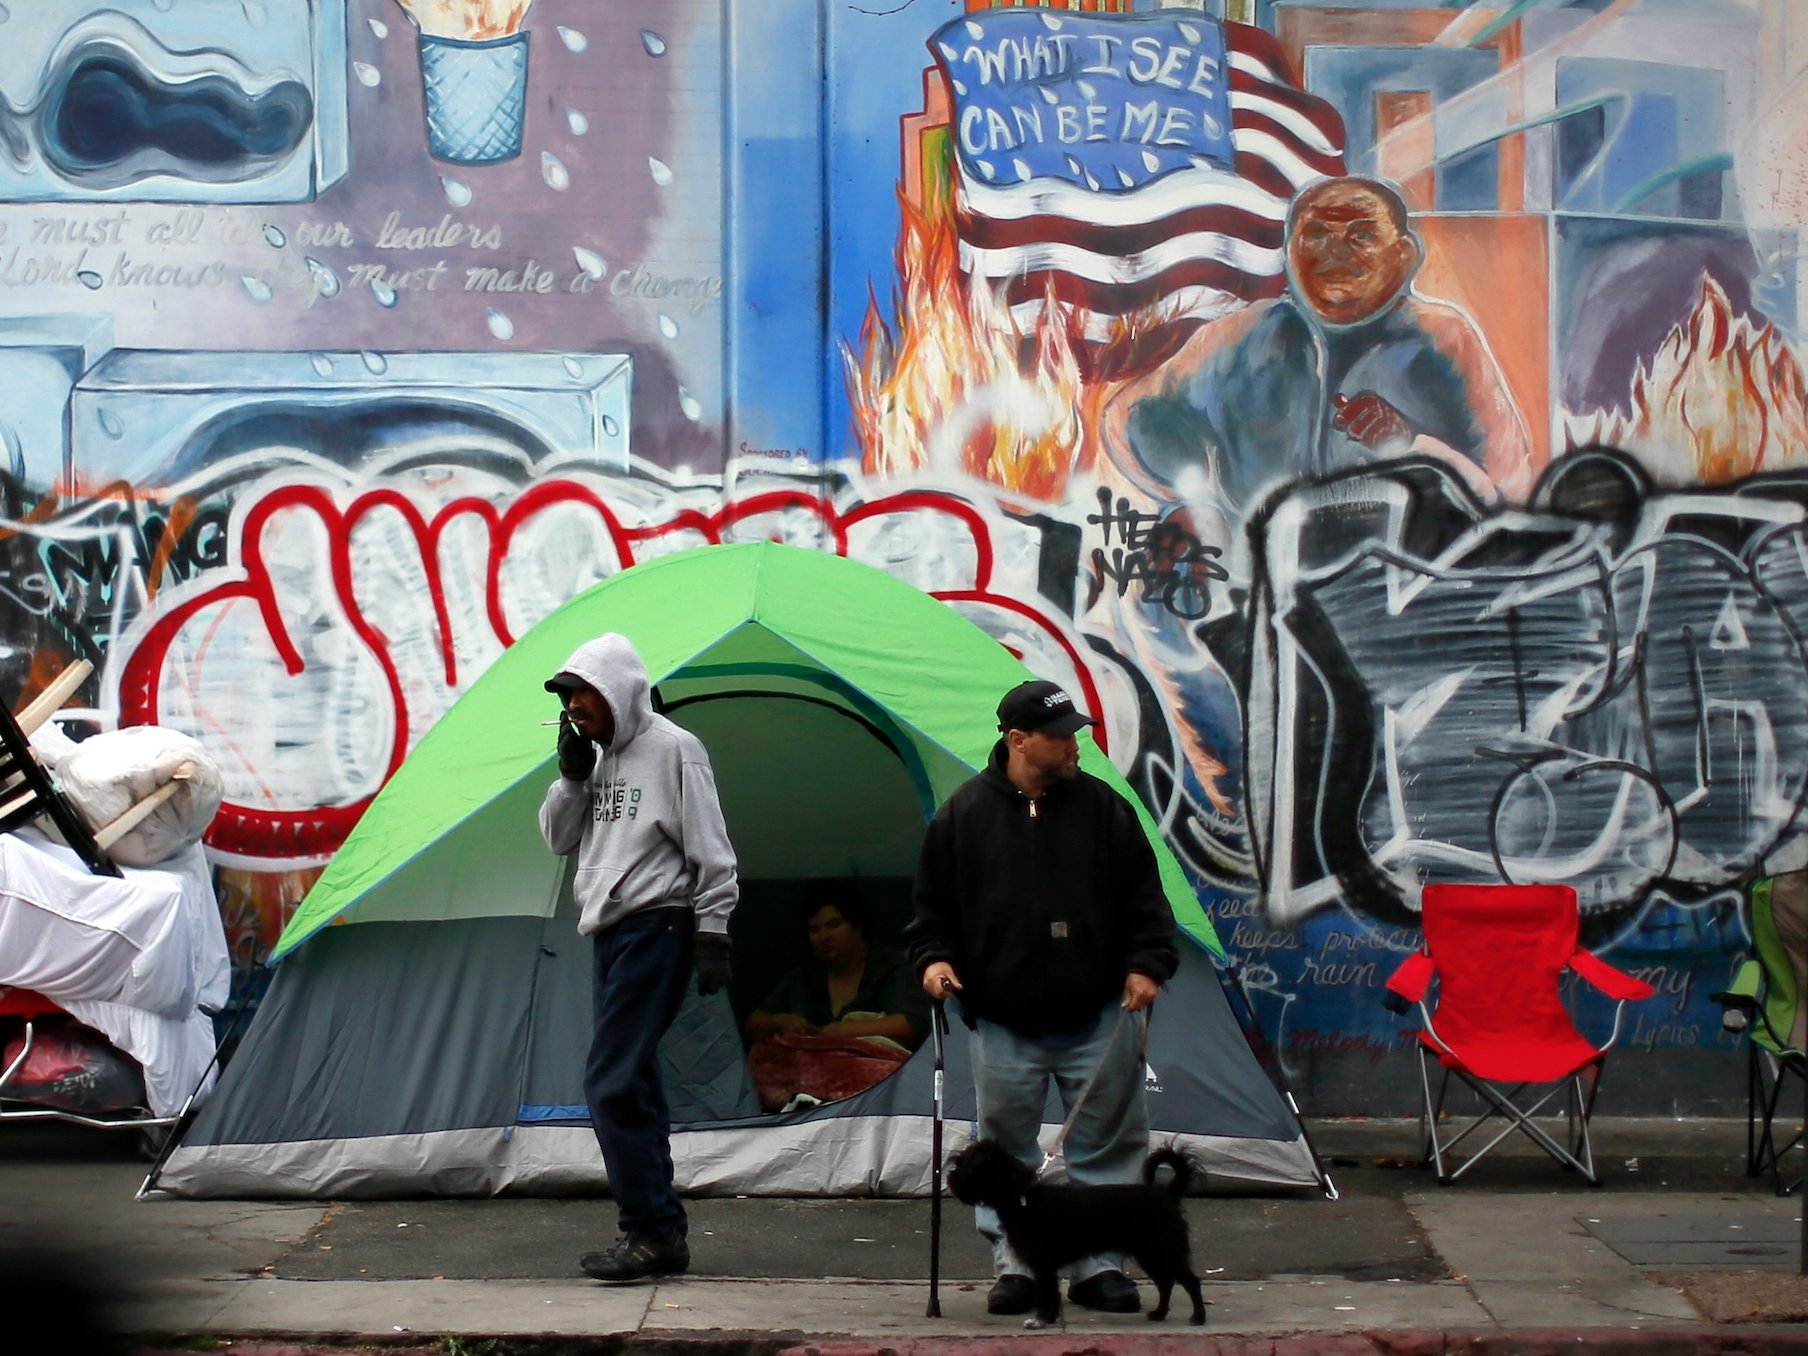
1580, 276, 1808, 485
845, 189, 1084, 502
845, 188, 1194, 501
394, 0, 532, 41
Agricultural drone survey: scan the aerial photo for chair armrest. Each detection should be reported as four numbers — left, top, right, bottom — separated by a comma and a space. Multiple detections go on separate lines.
1568, 948, 1655, 1002
1385, 951, 1435, 1011
1711, 961, 1796, 1048
1710, 960, 1762, 1010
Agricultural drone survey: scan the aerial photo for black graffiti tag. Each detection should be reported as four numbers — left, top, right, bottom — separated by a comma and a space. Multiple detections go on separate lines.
1088, 488, 1227, 620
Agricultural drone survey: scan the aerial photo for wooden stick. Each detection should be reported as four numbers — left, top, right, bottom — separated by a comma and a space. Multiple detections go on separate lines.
12, 660, 95, 737
92, 779, 184, 852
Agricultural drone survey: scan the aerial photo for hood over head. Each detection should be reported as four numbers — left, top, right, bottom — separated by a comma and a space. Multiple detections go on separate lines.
544, 632, 654, 748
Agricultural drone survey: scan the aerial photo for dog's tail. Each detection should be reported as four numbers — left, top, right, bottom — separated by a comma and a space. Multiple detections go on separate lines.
1143, 1147, 1197, 1198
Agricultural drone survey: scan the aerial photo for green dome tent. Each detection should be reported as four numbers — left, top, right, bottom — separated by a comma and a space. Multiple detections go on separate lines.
157, 543, 1322, 1197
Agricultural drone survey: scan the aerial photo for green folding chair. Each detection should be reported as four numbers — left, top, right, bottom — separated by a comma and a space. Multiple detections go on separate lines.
1713, 871, 1808, 1195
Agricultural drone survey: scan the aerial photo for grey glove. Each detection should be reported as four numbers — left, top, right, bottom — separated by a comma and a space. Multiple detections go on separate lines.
695, 932, 733, 996
557, 714, 597, 781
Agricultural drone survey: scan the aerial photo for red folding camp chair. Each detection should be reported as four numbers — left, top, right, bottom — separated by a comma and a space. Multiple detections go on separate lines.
1384, 883, 1655, 1185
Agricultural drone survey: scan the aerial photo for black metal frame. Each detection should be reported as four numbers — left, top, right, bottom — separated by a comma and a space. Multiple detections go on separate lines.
0, 699, 117, 875
1744, 1042, 1805, 1196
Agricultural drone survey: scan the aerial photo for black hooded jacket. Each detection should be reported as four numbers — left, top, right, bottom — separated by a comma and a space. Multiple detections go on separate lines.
904, 741, 1179, 1035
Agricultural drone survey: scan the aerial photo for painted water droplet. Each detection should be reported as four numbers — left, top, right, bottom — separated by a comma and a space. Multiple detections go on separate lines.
557, 26, 588, 52
241, 275, 273, 302
641, 30, 667, 57
565, 108, 589, 136
370, 279, 397, 308
98, 409, 124, 439
602, 414, 620, 438
658, 314, 679, 340
263, 223, 286, 248
487, 308, 515, 341
677, 387, 702, 422
77, 271, 102, 290
151, 0, 173, 11
541, 152, 570, 191
305, 257, 341, 298
648, 157, 673, 186
241, 0, 268, 27
360, 350, 389, 375
562, 356, 585, 379
368, 17, 388, 39
440, 176, 472, 207
309, 354, 334, 378
0, 6, 14, 23
572, 246, 605, 280
353, 62, 381, 88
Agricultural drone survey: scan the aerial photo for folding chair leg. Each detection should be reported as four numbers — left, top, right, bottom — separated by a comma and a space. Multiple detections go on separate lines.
1416, 1047, 1449, 1181
1755, 1053, 1805, 1196
1748, 1042, 1766, 1179
1421, 1063, 1607, 1185
1565, 1068, 1600, 1185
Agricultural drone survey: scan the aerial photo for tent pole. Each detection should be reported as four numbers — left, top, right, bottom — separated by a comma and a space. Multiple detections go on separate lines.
1220, 956, 1339, 1200
136, 973, 263, 1200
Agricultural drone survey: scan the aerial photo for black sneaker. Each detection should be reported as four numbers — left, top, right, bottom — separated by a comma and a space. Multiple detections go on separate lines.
579, 1232, 691, 1282
1068, 1269, 1140, 1312
986, 1274, 1036, 1314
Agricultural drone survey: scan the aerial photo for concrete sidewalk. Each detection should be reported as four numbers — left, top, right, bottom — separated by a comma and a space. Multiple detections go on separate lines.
6, 1118, 1807, 1352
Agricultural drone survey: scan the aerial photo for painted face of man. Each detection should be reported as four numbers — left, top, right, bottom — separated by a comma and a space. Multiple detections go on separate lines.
1287, 180, 1419, 326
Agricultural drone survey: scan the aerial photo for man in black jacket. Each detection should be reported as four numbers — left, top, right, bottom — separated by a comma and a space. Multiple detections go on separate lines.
905, 678, 1179, 1317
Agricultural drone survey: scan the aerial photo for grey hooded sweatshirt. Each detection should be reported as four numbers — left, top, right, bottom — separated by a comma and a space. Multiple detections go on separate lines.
538, 633, 739, 937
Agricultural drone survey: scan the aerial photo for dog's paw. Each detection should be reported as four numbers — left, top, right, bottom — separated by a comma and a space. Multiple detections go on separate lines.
1188, 1311, 1207, 1326
1146, 1311, 1167, 1322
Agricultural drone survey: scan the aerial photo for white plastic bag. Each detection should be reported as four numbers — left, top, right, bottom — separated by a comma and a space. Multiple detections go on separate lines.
51, 726, 224, 867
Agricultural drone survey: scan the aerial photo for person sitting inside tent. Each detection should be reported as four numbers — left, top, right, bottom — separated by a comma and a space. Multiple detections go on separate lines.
742, 885, 928, 1110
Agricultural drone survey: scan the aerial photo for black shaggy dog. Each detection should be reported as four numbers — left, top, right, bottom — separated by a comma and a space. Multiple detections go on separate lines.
946, 1138, 1206, 1327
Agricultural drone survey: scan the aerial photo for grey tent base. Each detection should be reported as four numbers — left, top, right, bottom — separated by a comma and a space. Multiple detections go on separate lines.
154, 918, 1324, 1200
153, 1117, 1321, 1199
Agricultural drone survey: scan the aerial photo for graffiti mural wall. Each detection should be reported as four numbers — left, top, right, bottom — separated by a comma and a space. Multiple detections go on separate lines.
2, 0, 1805, 1114
819, 0, 1808, 1114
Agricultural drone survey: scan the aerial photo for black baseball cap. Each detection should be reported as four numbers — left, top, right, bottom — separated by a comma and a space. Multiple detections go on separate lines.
996, 679, 1096, 737
544, 671, 589, 695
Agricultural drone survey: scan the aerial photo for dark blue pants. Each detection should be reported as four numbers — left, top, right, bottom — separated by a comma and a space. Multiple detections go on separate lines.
584, 906, 694, 1239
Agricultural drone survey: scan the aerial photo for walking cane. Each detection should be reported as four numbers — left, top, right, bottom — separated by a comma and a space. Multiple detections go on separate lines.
926, 988, 950, 1317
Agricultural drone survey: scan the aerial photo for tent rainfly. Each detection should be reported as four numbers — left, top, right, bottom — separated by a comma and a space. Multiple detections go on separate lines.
155, 542, 1323, 1197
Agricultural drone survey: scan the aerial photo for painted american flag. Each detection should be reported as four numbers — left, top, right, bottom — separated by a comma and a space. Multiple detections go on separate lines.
929, 9, 1347, 344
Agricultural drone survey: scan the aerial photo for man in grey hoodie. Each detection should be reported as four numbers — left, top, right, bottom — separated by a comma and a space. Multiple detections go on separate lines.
540, 632, 739, 1283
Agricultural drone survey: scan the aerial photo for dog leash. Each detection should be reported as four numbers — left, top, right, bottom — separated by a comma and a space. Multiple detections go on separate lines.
1038, 1005, 1150, 1177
